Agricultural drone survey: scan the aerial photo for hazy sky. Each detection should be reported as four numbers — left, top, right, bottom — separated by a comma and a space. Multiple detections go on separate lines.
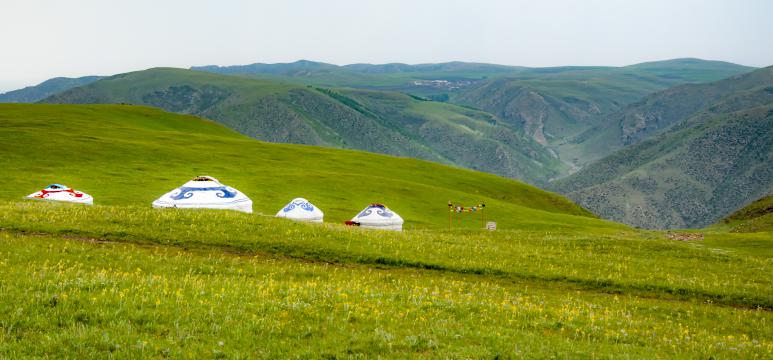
2, 0, 772, 92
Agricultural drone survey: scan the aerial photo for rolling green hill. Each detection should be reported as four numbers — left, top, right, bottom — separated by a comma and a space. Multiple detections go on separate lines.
41, 68, 565, 185
1, 104, 771, 358
0, 75, 103, 103
552, 70, 773, 229
0, 103, 590, 229
715, 194, 773, 233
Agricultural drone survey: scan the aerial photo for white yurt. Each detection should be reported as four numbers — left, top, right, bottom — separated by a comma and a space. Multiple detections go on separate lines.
26, 184, 94, 205
348, 203, 404, 231
276, 197, 324, 222
152, 176, 252, 213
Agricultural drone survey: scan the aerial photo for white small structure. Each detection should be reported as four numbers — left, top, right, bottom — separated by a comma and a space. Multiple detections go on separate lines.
276, 197, 324, 222
26, 184, 93, 205
152, 176, 252, 213
348, 203, 404, 231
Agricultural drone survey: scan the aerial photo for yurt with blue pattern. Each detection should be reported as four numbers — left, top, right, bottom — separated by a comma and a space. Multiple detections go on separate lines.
349, 203, 404, 231
152, 176, 252, 213
276, 197, 324, 223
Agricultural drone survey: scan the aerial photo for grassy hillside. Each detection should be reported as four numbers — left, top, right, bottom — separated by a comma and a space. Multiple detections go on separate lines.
0, 75, 103, 103
714, 194, 773, 233
41, 68, 565, 185
5, 201, 772, 309
1, 104, 771, 357
0, 104, 590, 229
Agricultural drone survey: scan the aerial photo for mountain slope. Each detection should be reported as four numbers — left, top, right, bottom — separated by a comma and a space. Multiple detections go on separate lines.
452, 59, 755, 166
552, 73, 773, 229
0, 76, 103, 103
564, 65, 773, 163
0, 103, 594, 229
41, 68, 565, 184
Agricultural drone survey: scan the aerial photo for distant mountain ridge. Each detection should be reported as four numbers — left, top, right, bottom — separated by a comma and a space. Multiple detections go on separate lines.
626, 58, 756, 81
4, 59, 751, 110
193, 59, 523, 76
193, 60, 340, 76
0, 76, 103, 103
192, 58, 749, 81
552, 66, 773, 229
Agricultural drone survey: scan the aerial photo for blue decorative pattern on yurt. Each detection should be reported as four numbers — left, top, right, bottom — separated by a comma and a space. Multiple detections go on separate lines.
170, 186, 238, 200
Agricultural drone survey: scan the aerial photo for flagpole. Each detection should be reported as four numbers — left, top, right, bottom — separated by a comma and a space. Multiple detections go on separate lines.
448, 201, 452, 231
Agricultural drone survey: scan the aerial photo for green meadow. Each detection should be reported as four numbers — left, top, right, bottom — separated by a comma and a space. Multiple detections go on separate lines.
1, 104, 771, 358
0, 103, 588, 230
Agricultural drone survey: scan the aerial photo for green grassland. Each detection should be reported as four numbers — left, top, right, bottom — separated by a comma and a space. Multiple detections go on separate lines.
0, 104, 584, 229
2, 230, 771, 358
1, 104, 772, 358
2, 202, 771, 310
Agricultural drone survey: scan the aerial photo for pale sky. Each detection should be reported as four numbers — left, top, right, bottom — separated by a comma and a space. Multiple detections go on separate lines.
1, 0, 772, 92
